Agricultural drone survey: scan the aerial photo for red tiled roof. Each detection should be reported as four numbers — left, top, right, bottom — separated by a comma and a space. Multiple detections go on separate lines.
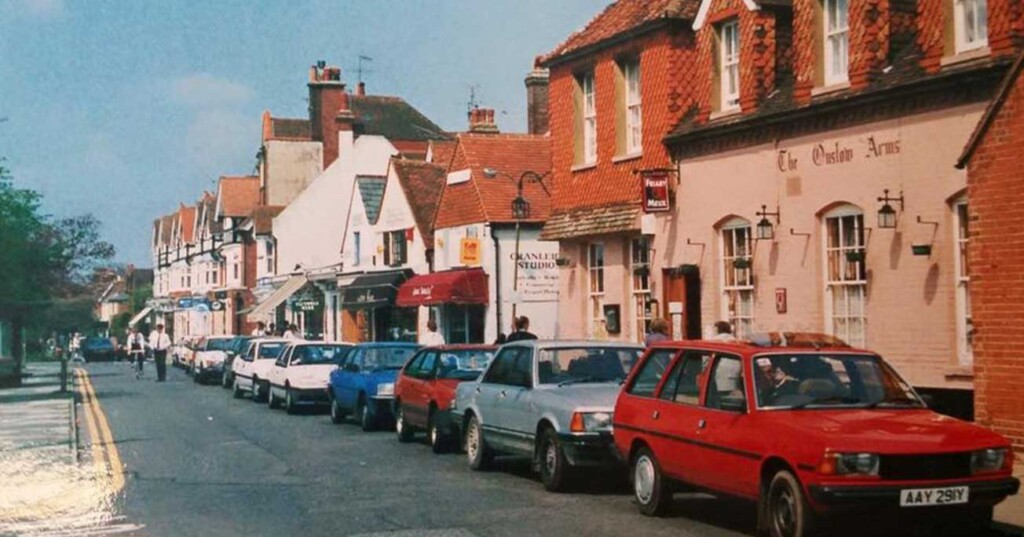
958, 50, 1024, 168
159, 215, 174, 247
179, 205, 196, 243
251, 205, 285, 235
434, 133, 552, 230
262, 110, 311, 142
428, 139, 457, 168
219, 176, 260, 218
391, 158, 447, 245
538, 0, 698, 66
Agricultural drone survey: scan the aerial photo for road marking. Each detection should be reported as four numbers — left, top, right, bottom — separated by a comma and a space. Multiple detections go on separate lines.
75, 368, 126, 494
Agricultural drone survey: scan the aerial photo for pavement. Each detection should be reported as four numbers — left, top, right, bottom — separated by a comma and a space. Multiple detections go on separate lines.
996, 456, 1024, 531
0, 360, 1022, 536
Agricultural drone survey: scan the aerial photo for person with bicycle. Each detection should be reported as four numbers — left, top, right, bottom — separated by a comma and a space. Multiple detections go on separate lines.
126, 326, 147, 378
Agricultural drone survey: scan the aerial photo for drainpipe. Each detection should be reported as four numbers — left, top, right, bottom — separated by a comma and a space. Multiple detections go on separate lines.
490, 225, 503, 340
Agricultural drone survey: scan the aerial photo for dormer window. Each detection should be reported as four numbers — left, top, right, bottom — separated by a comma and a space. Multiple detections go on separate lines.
824, 0, 849, 85
717, 20, 740, 112
955, 0, 988, 53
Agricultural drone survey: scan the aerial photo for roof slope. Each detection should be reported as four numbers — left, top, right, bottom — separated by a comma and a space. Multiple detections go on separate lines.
391, 158, 447, 245
357, 176, 387, 225
958, 50, 1024, 168
251, 205, 285, 235
351, 95, 450, 142
539, 0, 698, 66
219, 176, 261, 218
434, 133, 552, 230
179, 205, 196, 243
262, 111, 311, 142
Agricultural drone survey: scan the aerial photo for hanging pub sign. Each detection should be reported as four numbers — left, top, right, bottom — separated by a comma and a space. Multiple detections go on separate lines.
460, 237, 482, 266
640, 169, 672, 213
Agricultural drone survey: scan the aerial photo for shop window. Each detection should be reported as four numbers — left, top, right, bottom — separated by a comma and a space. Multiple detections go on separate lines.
630, 237, 652, 342
720, 218, 754, 338
587, 243, 605, 336
716, 20, 741, 112
955, 0, 988, 53
383, 230, 408, 267
574, 71, 597, 166
353, 231, 361, 267
617, 58, 642, 155
823, 0, 849, 85
823, 207, 866, 348
953, 198, 972, 365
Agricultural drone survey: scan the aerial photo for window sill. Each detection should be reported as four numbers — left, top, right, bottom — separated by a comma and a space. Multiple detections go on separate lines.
612, 153, 643, 164
941, 46, 991, 67
709, 108, 741, 121
811, 81, 851, 97
571, 163, 597, 173
944, 366, 974, 382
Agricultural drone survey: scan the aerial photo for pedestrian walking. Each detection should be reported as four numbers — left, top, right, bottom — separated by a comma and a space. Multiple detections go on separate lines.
505, 316, 538, 343
251, 321, 267, 337
148, 324, 172, 382
711, 321, 736, 342
644, 318, 671, 347
282, 324, 300, 340
126, 327, 147, 378
420, 319, 445, 347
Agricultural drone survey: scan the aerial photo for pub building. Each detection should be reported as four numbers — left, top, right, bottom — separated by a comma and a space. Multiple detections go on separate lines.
656, 0, 1024, 415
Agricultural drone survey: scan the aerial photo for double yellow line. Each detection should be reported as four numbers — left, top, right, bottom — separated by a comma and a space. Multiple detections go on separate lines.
75, 368, 125, 493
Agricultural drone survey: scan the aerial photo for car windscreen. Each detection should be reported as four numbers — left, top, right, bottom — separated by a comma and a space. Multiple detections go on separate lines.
437, 349, 495, 380
754, 353, 924, 410
291, 345, 351, 365
258, 343, 286, 359
363, 347, 416, 370
537, 347, 641, 385
206, 338, 234, 351
85, 338, 113, 349
231, 337, 253, 353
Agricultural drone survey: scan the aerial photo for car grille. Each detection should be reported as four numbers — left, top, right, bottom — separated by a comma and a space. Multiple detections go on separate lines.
879, 452, 971, 480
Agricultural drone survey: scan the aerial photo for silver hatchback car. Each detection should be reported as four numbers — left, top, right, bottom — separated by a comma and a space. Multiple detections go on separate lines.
452, 340, 643, 491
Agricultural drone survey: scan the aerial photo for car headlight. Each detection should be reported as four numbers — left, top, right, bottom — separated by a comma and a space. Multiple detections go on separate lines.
972, 448, 1009, 475
818, 452, 879, 476
376, 383, 395, 397
569, 411, 613, 433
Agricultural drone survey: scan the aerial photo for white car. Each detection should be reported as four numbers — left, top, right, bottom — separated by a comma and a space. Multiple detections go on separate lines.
231, 338, 289, 401
191, 335, 236, 385
267, 342, 353, 413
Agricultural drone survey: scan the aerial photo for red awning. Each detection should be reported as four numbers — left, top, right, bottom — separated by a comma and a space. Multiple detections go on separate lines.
395, 269, 489, 307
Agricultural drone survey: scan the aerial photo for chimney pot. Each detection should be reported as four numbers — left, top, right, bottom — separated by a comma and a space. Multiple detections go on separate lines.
357, 82, 366, 96
469, 107, 499, 134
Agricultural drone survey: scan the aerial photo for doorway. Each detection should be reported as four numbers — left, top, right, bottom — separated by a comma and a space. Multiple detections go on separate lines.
662, 266, 702, 340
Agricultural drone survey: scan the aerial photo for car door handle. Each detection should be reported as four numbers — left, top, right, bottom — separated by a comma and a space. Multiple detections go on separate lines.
499, 390, 507, 398
651, 410, 660, 420
475, 387, 481, 394
697, 419, 706, 430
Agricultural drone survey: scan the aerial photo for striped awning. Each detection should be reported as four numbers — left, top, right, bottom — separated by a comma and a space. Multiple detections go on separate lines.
245, 275, 307, 321
128, 306, 153, 327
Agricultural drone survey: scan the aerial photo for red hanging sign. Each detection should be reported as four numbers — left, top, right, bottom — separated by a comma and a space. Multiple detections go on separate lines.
640, 169, 671, 213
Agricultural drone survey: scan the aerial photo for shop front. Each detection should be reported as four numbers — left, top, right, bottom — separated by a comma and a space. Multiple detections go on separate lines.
246, 274, 307, 331
340, 269, 416, 343
396, 268, 488, 344
287, 283, 326, 340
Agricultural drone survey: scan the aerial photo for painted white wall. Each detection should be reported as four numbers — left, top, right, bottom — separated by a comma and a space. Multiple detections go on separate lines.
275, 135, 398, 273
263, 140, 323, 207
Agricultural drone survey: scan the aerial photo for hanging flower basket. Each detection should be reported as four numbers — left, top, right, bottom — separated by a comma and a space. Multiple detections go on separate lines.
732, 257, 752, 270
845, 250, 865, 263
911, 244, 932, 256
555, 256, 572, 267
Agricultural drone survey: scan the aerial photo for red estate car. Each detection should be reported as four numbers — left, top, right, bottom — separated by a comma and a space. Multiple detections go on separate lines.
614, 334, 1019, 537
394, 345, 496, 453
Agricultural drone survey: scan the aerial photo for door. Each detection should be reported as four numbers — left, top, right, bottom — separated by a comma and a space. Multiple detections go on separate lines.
496, 347, 535, 455
398, 351, 427, 425
268, 346, 292, 397
235, 342, 257, 389
662, 267, 702, 339
335, 348, 363, 410
408, 351, 438, 427
691, 354, 760, 498
474, 347, 526, 452
653, 350, 712, 481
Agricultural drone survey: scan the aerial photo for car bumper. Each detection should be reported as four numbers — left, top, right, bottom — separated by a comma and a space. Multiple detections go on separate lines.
556, 431, 621, 468
368, 396, 395, 419
291, 387, 331, 404
808, 477, 1020, 510
195, 365, 224, 379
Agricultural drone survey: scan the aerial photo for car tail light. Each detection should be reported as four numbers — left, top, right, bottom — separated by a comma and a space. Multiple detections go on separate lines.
570, 412, 585, 433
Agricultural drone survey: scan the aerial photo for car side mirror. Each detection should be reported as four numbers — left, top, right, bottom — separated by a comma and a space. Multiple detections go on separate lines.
344, 363, 360, 373
720, 395, 747, 413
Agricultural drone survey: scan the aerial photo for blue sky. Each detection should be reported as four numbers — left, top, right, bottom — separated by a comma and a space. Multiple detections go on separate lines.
0, 0, 606, 265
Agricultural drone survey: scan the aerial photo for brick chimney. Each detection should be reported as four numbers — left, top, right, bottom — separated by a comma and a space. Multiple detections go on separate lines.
525, 67, 550, 135
335, 91, 356, 157
468, 107, 499, 134
308, 63, 347, 169
357, 81, 366, 96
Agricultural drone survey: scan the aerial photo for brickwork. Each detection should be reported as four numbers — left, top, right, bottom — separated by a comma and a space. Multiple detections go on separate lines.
966, 57, 1024, 451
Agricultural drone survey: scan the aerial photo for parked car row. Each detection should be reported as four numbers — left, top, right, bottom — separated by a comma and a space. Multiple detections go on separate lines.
184, 333, 1020, 536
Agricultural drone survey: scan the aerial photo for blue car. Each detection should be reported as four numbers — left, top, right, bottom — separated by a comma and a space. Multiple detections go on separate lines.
328, 342, 421, 431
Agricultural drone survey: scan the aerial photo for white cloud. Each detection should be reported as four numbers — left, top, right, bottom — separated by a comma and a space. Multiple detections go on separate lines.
171, 74, 253, 109
22, 0, 63, 18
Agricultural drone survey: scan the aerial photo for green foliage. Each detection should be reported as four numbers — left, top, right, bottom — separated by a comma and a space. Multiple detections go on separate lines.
131, 284, 152, 314
110, 311, 132, 342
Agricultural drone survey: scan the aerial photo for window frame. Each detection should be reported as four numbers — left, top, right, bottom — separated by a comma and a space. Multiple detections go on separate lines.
580, 72, 597, 165
953, 198, 972, 366
630, 237, 653, 343
657, 351, 710, 406
587, 243, 606, 337
955, 0, 989, 54
703, 353, 747, 412
623, 59, 643, 155
719, 20, 741, 111
823, 0, 850, 86
822, 207, 867, 348
720, 219, 755, 339
626, 348, 679, 398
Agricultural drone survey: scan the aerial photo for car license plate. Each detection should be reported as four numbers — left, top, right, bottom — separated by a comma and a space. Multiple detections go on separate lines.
899, 486, 969, 507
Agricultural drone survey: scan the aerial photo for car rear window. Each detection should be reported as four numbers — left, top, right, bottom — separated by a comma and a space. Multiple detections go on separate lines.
627, 349, 677, 397
259, 343, 285, 359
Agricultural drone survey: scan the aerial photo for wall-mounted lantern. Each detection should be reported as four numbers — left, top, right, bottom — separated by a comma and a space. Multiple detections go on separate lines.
876, 189, 905, 229
756, 204, 781, 240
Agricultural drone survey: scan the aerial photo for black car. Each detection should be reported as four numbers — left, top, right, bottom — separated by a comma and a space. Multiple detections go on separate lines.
81, 337, 116, 362
221, 335, 254, 389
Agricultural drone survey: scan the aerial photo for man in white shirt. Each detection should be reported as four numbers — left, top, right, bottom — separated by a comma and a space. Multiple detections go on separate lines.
251, 321, 267, 337
148, 324, 172, 382
282, 323, 301, 340
420, 320, 445, 347
711, 321, 737, 342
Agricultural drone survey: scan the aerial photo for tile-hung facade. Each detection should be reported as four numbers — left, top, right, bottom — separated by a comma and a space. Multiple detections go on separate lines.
663, 0, 1023, 403
958, 51, 1024, 451
539, 0, 701, 343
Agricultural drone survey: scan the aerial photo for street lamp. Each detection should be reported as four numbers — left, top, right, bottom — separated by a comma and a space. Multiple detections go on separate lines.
876, 189, 904, 229
482, 168, 549, 324
755, 204, 781, 241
